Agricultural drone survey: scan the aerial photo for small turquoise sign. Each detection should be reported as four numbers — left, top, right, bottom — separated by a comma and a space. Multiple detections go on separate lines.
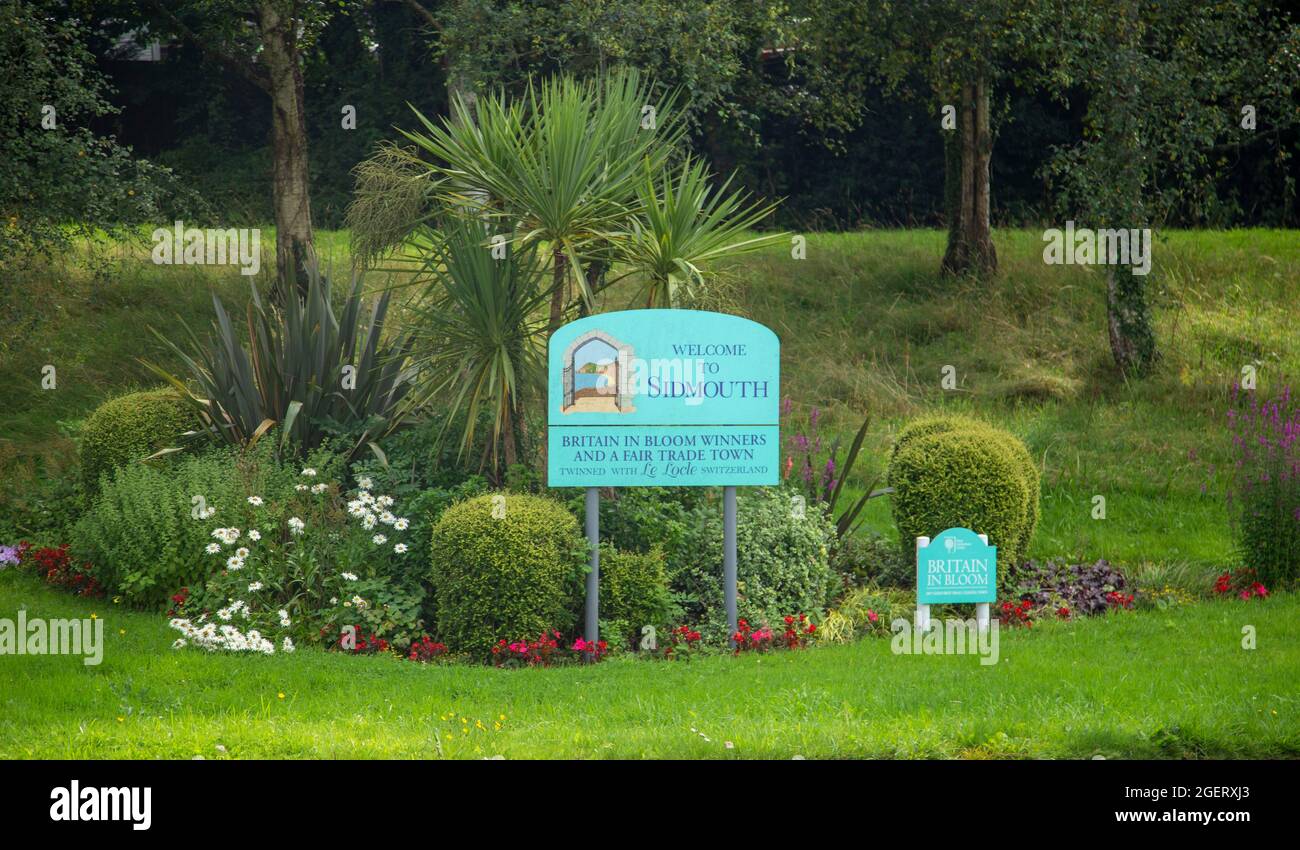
547, 309, 780, 487
916, 527, 997, 604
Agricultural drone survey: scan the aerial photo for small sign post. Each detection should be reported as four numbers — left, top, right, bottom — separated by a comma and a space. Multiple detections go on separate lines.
915, 527, 997, 632
547, 309, 780, 647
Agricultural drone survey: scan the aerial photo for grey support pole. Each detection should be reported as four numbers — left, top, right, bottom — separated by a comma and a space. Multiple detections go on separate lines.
584, 487, 599, 644
724, 485, 738, 645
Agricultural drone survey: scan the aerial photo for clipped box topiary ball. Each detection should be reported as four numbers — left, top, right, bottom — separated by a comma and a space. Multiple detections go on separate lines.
888, 425, 1036, 571
890, 415, 1040, 563
430, 493, 588, 659
79, 387, 195, 495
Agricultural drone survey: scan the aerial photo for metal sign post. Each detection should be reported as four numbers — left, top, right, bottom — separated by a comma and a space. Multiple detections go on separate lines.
724, 486, 738, 644
585, 487, 600, 644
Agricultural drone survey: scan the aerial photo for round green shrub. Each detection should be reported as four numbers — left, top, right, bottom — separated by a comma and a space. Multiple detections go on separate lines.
429, 494, 587, 658
80, 388, 195, 494
888, 428, 1032, 573
598, 544, 675, 650
889, 414, 992, 463
889, 415, 1039, 564
670, 488, 836, 641
831, 532, 913, 587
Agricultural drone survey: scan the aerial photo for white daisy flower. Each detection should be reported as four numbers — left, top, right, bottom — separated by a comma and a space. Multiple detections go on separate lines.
358, 477, 373, 490
226, 556, 244, 570
278, 609, 291, 627
376, 495, 394, 508
288, 517, 305, 535
341, 572, 357, 581
247, 496, 263, 506
235, 547, 250, 559
393, 543, 408, 554
372, 534, 387, 545
206, 542, 221, 554
295, 484, 309, 492
379, 511, 396, 525
301, 468, 317, 477
311, 483, 327, 494
361, 513, 377, 530
393, 518, 409, 531
282, 637, 295, 653
172, 638, 187, 650
248, 529, 261, 542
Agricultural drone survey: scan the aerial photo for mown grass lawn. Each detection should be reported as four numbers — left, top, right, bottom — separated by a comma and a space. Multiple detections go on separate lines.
2, 571, 1295, 759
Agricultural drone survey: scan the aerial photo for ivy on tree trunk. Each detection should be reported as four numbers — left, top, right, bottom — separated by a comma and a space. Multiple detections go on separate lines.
1106, 266, 1157, 378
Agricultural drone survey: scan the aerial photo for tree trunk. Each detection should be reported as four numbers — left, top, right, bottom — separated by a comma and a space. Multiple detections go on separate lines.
501, 394, 518, 471
260, 2, 315, 301
941, 79, 997, 276
548, 249, 568, 334
1106, 266, 1157, 377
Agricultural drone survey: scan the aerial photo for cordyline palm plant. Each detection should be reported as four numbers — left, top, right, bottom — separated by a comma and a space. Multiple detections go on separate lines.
617, 157, 785, 308
394, 68, 686, 327
346, 68, 787, 476
145, 264, 415, 460
399, 215, 550, 472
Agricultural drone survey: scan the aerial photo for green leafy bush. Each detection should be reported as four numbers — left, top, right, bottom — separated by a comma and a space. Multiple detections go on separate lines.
566, 486, 701, 556
429, 493, 587, 658
79, 388, 195, 494
598, 544, 676, 651
831, 532, 912, 588
888, 420, 1038, 576
71, 441, 304, 608
670, 488, 836, 641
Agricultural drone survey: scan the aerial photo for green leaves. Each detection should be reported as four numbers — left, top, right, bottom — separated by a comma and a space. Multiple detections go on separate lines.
145, 264, 415, 459
400, 215, 550, 470
396, 68, 686, 306
618, 156, 785, 307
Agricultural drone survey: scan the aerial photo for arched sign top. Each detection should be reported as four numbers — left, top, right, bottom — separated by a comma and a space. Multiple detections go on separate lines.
547, 309, 780, 487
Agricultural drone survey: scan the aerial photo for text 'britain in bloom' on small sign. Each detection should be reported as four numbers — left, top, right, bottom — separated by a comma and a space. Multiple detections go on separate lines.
916, 527, 997, 604
547, 309, 780, 487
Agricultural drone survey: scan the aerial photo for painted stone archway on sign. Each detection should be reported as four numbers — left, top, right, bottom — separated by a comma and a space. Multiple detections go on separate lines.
561, 330, 635, 414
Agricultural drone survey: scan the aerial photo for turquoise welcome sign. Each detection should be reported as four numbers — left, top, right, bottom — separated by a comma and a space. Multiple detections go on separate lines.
547, 309, 780, 487
916, 527, 997, 604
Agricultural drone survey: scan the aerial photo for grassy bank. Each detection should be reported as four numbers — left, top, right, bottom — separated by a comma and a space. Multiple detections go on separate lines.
3, 228, 1298, 567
